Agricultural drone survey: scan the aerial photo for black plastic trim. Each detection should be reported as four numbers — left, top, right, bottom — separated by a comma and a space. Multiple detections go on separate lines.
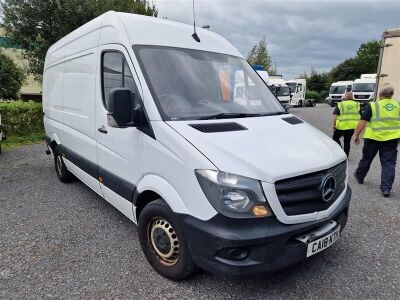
282, 116, 303, 125
98, 166, 136, 201
57, 144, 98, 179
176, 187, 351, 277
54, 142, 135, 202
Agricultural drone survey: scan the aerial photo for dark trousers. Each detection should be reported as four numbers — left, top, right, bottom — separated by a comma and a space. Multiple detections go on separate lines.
333, 129, 354, 157
355, 139, 398, 192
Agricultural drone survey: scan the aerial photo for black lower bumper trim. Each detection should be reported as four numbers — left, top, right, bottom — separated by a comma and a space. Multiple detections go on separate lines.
178, 186, 351, 277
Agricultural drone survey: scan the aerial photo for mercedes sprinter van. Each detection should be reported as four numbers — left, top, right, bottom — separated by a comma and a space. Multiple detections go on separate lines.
329, 81, 353, 107
43, 11, 351, 280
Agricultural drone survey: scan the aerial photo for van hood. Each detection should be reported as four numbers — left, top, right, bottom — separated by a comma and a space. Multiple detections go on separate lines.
167, 115, 346, 183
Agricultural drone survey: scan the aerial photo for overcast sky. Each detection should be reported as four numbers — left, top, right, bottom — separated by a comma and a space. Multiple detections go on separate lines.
152, 0, 400, 79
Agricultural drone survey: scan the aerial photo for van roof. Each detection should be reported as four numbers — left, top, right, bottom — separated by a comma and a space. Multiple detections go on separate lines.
354, 78, 375, 83
331, 81, 353, 86
46, 11, 242, 64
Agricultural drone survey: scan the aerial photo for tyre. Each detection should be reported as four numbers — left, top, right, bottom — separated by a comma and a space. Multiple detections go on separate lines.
298, 100, 303, 107
138, 199, 197, 281
54, 149, 74, 183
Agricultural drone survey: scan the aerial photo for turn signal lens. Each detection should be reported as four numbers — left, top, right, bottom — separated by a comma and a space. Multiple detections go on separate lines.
252, 205, 271, 217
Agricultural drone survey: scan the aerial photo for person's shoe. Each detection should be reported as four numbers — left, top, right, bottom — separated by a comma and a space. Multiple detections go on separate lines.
382, 190, 391, 198
353, 172, 363, 184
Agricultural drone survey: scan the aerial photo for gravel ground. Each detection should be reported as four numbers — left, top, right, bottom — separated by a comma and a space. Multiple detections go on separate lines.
0, 104, 399, 299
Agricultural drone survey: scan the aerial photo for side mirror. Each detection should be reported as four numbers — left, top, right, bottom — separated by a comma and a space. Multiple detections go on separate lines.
107, 88, 137, 127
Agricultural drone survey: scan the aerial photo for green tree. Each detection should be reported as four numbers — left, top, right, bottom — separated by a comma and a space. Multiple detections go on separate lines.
308, 69, 331, 94
247, 37, 273, 73
0, 51, 25, 99
1, 0, 157, 79
330, 40, 380, 81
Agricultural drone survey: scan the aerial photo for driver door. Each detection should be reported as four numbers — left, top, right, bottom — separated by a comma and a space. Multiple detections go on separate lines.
95, 44, 143, 221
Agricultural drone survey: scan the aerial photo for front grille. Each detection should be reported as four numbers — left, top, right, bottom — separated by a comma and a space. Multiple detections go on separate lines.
331, 96, 342, 100
275, 161, 347, 216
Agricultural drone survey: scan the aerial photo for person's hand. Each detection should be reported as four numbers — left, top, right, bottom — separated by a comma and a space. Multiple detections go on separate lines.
353, 134, 360, 145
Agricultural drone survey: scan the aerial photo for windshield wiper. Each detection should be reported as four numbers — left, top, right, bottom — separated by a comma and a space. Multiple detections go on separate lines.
196, 113, 262, 120
196, 112, 288, 120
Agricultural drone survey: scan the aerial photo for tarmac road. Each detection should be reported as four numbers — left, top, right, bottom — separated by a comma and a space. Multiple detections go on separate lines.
0, 104, 399, 299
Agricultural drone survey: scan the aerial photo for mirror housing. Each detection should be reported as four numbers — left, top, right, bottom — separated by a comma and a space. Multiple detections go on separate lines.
107, 88, 145, 128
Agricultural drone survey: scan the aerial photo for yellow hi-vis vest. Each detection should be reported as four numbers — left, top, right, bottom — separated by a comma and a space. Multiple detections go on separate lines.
363, 99, 400, 141
336, 100, 361, 130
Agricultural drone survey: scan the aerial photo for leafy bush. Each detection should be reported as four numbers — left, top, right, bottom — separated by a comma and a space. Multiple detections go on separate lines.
0, 51, 26, 99
0, 100, 44, 140
306, 90, 321, 102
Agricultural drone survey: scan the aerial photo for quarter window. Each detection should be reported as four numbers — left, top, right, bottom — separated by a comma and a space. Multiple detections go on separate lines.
102, 52, 136, 111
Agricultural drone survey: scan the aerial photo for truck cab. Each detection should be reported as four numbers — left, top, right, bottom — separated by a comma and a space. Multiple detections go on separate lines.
268, 78, 290, 105
352, 74, 376, 105
329, 81, 353, 107
287, 79, 306, 107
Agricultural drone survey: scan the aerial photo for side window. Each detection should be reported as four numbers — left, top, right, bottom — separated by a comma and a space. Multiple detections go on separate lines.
102, 51, 137, 111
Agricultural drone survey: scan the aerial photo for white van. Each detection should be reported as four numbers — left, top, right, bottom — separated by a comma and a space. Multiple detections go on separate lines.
267, 78, 291, 104
43, 12, 351, 280
352, 74, 376, 105
286, 79, 307, 107
329, 81, 353, 107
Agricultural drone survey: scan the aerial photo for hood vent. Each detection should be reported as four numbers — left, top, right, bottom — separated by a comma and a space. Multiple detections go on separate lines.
282, 116, 303, 125
189, 122, 247, 133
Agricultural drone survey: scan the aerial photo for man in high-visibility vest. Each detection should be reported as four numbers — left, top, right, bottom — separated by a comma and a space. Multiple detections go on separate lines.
353, 84, 400, 197
332, 91, 361, 157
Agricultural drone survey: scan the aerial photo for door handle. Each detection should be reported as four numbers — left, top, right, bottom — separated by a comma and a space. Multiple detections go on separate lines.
98, 126, 108, 134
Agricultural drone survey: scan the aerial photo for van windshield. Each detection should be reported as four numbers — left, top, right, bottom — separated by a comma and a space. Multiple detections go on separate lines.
135, 46, 285, 120
330, 85, 346, 94
275, 86, 290, 96
352, 83, 375, 92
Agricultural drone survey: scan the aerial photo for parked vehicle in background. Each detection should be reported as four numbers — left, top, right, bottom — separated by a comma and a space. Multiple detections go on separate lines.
329, 81, 353, 107
43, 11, 351, 281
257, 70, 270, 84
268, 78, 290, 105
375, 28, 400, 101
352, 74, 376, 105
287, 79, 306, 107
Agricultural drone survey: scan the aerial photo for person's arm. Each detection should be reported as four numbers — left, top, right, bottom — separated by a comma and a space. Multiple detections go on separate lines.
332, 114, 338, 130
352, 120, 368, 145
352, 103, 372, 144
332, 105, 340, 130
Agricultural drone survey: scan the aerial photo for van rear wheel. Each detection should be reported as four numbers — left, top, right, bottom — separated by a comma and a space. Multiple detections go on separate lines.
54, 151, 74, 183
138, 199, 197, 281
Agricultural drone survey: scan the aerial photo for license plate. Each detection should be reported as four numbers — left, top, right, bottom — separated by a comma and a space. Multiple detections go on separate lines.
306, 225, 340, 257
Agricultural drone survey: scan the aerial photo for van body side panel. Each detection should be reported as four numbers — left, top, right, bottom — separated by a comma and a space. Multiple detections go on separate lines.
43, 47, 66, 142
141, 122, 217, 221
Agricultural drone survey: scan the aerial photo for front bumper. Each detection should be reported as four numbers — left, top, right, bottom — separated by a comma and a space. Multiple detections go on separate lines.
178, 186, 351, 277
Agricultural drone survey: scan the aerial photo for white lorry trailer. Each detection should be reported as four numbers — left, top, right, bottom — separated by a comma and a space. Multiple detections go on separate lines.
43, 11, 350, 280
329, 81, 353, 107
352, 74, 376, 105
286, 79, 307, 107
375, 28, 400, 101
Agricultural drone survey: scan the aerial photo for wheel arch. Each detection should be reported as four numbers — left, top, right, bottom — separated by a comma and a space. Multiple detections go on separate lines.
134, 174, 189, 220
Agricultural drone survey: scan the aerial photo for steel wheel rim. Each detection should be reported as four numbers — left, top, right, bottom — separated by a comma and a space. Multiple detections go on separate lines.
149, 218, 179, 266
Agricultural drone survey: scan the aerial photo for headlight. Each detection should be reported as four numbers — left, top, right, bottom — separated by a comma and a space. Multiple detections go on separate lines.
195, 170, 274, 219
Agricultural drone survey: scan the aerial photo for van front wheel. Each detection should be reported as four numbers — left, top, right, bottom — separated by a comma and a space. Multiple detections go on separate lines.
138, 199, 197, 281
